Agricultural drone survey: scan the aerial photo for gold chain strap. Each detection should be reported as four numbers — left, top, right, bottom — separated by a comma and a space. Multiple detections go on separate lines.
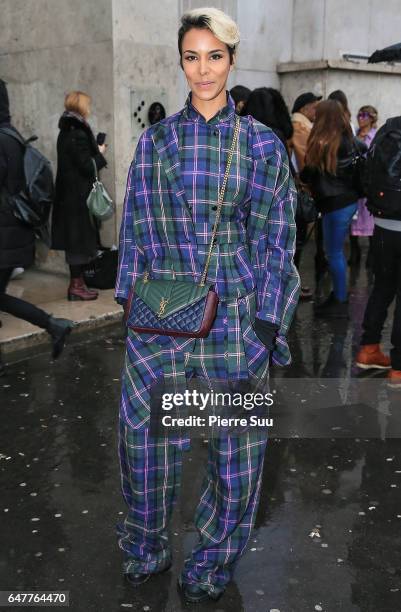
199, 115, 240, 287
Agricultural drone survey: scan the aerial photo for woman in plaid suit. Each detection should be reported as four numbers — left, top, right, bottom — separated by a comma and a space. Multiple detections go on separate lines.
116, 7, 299, 604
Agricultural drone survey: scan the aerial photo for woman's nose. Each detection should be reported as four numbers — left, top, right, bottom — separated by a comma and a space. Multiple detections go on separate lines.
199, 58, 209, 75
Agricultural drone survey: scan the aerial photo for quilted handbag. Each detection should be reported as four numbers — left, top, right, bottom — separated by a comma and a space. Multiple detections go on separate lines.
87, 159, 114, 221
124, 116, 240, 339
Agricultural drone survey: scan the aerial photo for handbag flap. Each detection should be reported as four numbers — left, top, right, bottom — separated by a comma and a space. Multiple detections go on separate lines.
134, 279, 210, 319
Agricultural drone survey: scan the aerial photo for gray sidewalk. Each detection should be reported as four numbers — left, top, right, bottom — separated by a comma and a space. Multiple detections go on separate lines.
0, 268, 122, 355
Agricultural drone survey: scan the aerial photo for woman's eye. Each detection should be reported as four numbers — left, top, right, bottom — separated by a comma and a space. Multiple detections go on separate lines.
184, 55, 197, 62
210, 54, 223, 60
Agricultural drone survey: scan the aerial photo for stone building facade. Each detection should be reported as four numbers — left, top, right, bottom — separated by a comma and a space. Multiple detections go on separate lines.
1, 0, 401, 270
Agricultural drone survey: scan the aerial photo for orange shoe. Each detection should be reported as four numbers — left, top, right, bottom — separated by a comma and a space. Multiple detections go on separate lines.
355, 344, 391, 370
387, 369, 401, 388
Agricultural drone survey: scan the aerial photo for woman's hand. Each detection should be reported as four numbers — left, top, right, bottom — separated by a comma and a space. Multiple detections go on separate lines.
98, 143, 107, 155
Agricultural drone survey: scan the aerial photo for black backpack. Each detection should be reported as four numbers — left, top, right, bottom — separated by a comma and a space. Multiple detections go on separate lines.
363, 117, 401, 220
0, 126, 54, 228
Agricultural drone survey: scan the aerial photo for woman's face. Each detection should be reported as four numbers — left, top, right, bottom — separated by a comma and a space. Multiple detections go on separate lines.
357, 110, 373, 130
181, 27, 233, 108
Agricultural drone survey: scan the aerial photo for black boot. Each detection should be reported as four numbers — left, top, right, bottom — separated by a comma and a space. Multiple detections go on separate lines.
177, 578, 223, 603
125, 560, 172, 588
46, 316, 74, 359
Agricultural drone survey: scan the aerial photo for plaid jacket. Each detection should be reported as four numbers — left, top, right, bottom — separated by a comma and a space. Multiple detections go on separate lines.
116, 95, 299, 364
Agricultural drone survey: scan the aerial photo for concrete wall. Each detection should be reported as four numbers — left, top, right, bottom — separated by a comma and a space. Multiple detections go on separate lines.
292, 0, 401, 62
235, 0, 293, 90
0, 0, 115, 271
112, 0, 181, 230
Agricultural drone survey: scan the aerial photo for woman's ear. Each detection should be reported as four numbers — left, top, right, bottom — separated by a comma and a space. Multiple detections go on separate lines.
230, 54, 236, 71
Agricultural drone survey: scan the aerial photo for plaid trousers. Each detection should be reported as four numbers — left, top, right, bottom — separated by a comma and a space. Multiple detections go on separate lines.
117, 293, 269, 594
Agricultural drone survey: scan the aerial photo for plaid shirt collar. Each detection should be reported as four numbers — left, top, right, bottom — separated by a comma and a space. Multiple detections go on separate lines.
181, 91, 236, 125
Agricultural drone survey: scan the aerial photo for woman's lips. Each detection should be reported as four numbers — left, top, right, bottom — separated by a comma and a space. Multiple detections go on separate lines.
197, 81, 214, 88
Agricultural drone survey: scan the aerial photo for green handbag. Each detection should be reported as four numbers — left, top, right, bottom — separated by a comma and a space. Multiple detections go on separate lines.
86, 159, 114, 221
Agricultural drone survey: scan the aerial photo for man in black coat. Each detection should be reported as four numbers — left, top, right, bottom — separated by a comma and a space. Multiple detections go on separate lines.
0, 79, 73, 375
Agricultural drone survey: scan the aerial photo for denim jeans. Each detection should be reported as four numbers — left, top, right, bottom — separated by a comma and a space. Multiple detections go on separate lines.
322, 203, 358, 302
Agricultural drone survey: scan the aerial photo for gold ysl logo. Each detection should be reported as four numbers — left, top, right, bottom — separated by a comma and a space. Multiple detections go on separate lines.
157, 297, 169, 317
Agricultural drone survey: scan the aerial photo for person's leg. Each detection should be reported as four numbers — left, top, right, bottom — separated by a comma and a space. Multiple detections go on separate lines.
294, 219, 312, 299
0, 267, 73, 359
389, 243, 401, 371
0, 267, 50, 328
314, 216, 328, 284
0, 269, 12, 293
322, 203, 357, 302
349, 235, 361, 266
360, 226, 397, 346
69, 264, 82, 280
181, 430, 267, 597
366, 235, 374, 270
294, 218, 308, 269
68, 263, 98, 301
117, 421, 182, 575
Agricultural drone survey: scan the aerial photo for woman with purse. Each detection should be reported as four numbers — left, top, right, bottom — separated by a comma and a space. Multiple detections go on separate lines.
349, 105, 378, 267
301, 100, 362, 318
116, 7, 299, 603
52, 91, 107, 300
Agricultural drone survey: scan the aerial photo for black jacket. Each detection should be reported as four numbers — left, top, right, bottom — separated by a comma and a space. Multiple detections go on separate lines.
0, 80, 36, 269
51, 112, 106, 256
300, 134, 365, 214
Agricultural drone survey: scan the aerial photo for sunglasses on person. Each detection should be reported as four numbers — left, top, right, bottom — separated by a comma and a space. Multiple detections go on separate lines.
357, 111, 374, 119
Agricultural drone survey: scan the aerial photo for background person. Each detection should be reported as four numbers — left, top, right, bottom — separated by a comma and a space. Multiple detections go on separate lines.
301, 100, 361, 318
290, 91, 322, 300
0, 79, 73, 375
229, 84, 250, 115
244, 86, 293, 148
148, 101, 166, 125
290, 91, 322, 172
328, 89, 356, 134
355, 111, 401, 386
349, 105, 378, 267
51, 90, 107, 301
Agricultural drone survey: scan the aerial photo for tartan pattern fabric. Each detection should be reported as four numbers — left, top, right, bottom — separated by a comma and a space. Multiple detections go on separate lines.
117, 422, 267, 595
120, 291, 270, 433
116, 94, 300, 366
117, 424, 180, 574
116, 95, 298, 591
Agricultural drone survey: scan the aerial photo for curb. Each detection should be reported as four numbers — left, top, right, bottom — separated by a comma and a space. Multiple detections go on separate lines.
1, 309, 123, 356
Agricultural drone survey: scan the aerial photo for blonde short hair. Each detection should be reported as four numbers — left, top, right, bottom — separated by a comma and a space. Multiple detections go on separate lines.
358, 104, 378, 128
178, 7, 240, 64
64, 90, 91, 118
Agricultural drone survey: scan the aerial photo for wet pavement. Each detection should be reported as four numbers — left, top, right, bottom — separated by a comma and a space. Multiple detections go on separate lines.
1, 241, 401, 612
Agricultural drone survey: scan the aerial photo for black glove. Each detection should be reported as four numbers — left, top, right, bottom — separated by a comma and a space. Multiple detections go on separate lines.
253, 319, 279, 350
116, 296, 127, 309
